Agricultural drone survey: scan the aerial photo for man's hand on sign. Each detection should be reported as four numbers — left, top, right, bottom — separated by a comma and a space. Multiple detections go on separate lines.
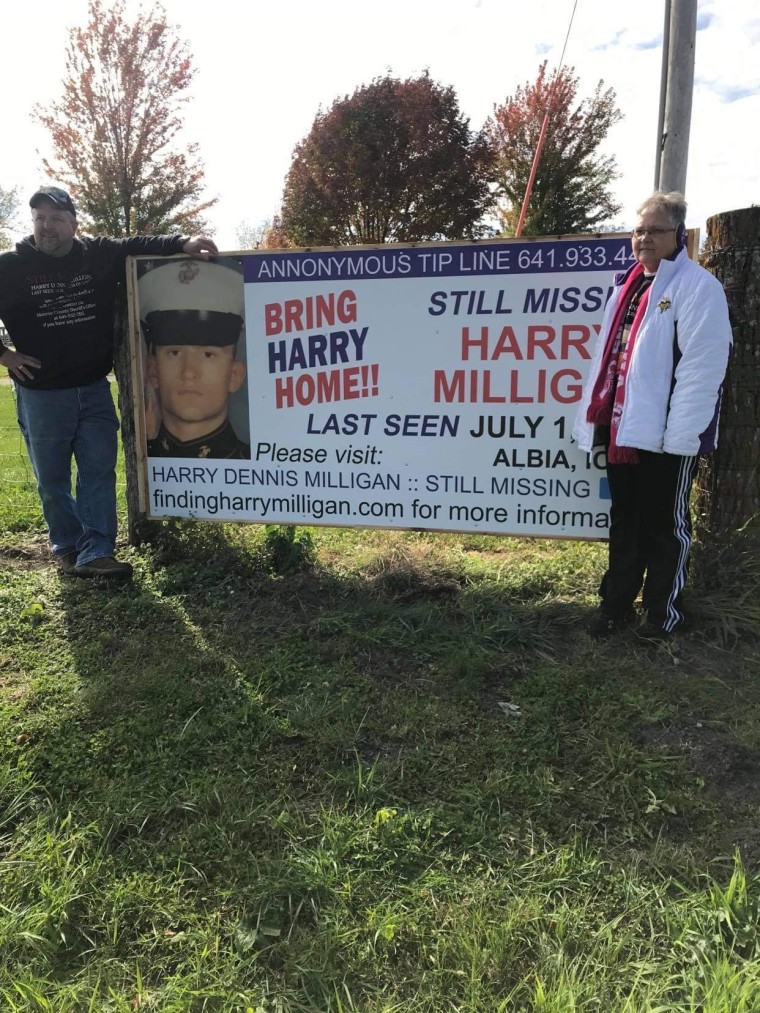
182, 236, 219, 260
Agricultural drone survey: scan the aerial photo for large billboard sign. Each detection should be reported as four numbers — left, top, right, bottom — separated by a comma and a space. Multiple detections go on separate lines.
128, 236, 635, 538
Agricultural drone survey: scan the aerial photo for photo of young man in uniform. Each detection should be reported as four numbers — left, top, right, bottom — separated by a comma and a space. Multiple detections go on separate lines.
139, 257, 250, 460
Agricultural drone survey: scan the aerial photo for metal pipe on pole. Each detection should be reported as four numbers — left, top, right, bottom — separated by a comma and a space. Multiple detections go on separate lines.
655, 0, 698, 194
515, 113, 550, 238
514, 0, 578, 237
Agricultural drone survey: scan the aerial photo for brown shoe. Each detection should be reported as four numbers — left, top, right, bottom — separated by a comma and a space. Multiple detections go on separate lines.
74, 556, 133, 580
57, 550, 79, 576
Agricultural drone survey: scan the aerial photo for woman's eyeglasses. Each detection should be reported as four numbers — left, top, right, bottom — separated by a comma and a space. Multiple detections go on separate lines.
632, 227, 674, 238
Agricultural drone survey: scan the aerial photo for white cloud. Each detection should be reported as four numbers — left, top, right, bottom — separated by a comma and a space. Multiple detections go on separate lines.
1, 0, 757, 246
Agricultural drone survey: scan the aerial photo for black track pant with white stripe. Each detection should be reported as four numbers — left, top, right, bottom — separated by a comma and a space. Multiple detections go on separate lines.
600, 451, 699, 632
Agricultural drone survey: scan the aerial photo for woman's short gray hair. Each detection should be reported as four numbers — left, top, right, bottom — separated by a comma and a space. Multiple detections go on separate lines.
635, 191, 687, 227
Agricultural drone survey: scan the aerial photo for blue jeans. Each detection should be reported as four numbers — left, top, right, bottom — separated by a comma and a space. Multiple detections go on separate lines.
15, 378, 119, 564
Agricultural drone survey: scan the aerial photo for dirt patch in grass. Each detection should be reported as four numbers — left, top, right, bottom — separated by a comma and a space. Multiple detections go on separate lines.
0, 535, 52, 570
637, 719, 760, 863
638, 722, 760, 806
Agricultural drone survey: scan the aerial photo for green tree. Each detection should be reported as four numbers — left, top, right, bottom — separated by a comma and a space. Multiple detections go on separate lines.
35, 0, 216, 237
487, 62, 622, 236
281, 72, 495, 246
0, 185, 20, 251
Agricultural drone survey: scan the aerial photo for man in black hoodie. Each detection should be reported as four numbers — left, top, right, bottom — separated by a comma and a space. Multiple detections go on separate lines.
0, 186, 218, 579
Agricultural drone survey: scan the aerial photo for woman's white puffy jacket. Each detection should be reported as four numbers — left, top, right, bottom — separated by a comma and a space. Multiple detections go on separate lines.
573, 248, 732, 456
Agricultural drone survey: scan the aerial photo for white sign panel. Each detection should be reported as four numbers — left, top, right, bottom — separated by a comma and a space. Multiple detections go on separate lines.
133, 237, 634, 538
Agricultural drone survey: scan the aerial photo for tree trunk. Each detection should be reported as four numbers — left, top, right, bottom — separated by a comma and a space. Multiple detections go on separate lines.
697, 207, 760, 533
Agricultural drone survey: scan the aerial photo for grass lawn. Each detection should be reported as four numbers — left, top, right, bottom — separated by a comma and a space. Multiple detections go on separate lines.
1, 382, 760, 1011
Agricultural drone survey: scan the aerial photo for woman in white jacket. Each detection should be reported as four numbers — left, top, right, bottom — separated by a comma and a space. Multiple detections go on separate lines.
573, 191, 732, 641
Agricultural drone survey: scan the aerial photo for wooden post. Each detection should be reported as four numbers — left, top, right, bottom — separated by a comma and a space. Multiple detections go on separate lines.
113, 276, 159, 546
697, 207, 760, 533
657, 0, 697, 193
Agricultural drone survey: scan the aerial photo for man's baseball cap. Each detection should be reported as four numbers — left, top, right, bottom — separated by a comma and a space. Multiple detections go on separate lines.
29, 186, 77, 216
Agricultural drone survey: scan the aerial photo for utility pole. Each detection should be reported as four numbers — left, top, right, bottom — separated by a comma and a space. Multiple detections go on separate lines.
654, 0, 697, 193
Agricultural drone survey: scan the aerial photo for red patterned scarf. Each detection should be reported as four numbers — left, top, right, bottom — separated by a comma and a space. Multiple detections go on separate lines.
586, 264, 652, 464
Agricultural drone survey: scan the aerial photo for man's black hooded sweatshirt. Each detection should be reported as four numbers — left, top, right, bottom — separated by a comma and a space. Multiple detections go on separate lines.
0, 234, 187, 389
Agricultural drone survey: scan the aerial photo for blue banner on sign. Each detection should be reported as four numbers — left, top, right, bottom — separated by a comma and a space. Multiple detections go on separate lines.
244, 239, 634, 284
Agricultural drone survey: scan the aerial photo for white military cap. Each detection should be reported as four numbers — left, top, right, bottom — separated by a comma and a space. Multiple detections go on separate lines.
139, 258, 245, 347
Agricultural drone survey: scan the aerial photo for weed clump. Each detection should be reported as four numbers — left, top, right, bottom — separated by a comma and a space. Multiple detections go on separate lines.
690, 527, 760, 643
262, 524, 316, 575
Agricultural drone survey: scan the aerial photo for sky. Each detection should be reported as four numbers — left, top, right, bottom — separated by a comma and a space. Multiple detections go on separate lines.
2, 0, 758, 249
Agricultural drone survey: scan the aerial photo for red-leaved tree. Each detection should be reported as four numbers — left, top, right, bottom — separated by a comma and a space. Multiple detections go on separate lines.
487, 63, 622, 236
35, 0, 216, 237
281, 73, 496, 246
